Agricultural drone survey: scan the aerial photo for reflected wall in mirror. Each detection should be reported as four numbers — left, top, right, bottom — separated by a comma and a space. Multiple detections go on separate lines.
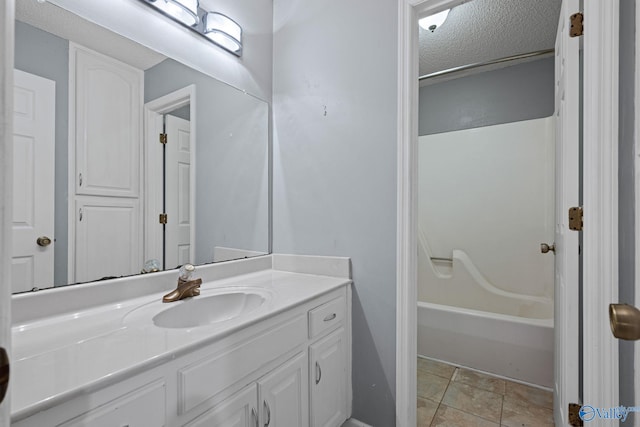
11, 0, 269, 293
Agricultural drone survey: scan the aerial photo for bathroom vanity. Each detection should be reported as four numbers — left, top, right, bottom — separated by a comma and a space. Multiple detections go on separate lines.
11, 255, 352, 427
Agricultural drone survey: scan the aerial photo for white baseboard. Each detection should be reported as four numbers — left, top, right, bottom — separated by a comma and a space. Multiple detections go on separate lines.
341, 419, 373, 427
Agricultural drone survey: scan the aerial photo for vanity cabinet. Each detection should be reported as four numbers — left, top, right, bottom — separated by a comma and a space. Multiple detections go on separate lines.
13, 285, 351, 427
185, 351, 307, 427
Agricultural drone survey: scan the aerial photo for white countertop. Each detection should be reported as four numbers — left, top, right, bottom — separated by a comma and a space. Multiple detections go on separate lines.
11, 267, 351, 421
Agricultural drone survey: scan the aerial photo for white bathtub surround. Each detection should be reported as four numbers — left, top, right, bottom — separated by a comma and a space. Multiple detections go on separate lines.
416, 118, 555, 389
419, 245, 553, 319
418, 117, 555, 299
417, 302, 553, 387
11, 254, 352, 425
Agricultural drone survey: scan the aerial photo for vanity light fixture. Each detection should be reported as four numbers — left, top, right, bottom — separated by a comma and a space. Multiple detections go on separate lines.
419, 9, 450, 32
141, 0, 243, 56
204, 13, 242, 55
160, 0, 199, 26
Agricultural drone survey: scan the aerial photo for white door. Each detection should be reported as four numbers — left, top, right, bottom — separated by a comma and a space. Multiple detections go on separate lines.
165, 114, 191, 269
75, 196, 140, 283
72, 43, 142, 198
259, 352, 308, 427
11, 69, 55, 293
554, 0, 580, 424
1, 3, 14, 422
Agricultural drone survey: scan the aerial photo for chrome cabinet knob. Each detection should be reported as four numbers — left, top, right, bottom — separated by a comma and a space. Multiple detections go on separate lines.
540, 243, 555, 254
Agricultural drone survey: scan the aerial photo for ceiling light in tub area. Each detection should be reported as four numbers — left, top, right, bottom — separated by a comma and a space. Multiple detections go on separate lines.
419, 9, 450, 32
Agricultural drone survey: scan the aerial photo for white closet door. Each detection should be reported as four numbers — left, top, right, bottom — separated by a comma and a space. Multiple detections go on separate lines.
72, 43, 142, 198
74, 197, 140, 283
12, 69, 55, 293
165, 114, 192, 269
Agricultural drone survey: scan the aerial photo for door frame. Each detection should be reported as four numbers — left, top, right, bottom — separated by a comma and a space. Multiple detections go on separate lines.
395, 2, 620, 427
0, 0, 14, 423
144, 85, 196, 267
635, 0, 640, 415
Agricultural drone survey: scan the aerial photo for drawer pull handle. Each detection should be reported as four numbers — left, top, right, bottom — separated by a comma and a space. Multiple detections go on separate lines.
264, 400, 271, 426
316, 361, 322, 384
252, 407, 258, 427
323, 313, 337, 322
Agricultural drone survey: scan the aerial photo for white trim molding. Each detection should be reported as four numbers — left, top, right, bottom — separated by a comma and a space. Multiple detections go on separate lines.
143, 85, 196, 267
0, 0, 14, 423
397, 1, 621, 427
635, 0, 640, 422
582, 0, 620, 423
395, 1, 466, 427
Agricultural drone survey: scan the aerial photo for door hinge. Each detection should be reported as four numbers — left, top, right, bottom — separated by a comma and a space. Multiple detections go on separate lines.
568, 403, 584, 426
570, 12, 584, 37
159, 213, 168, 224
569, 206, 583, 231
159, 133, 168, 144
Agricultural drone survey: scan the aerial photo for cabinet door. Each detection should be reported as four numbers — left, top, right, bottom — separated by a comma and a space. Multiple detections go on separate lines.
259, 352, 308, 427
72, 44, 142, 198
74, 196, 141, 283
184, 384, 257, 427
309, 328, 347, 427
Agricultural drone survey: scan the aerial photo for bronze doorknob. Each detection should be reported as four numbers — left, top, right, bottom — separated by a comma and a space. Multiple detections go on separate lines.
0, 347, 8, 405
540, 243, 555, 253
609, 304, 640, 340
36, 236, 52, 247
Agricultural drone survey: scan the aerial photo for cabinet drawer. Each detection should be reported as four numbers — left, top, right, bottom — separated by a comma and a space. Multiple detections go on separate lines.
308, 296, 345, 339
59, 380, 165, 427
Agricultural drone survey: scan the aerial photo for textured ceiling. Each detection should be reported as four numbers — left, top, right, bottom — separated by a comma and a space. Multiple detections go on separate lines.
16, 0, 166, 70
419, 0, 561, 78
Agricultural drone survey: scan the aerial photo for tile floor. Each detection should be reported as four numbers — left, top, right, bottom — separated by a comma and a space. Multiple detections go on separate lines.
417, 357, 555, 427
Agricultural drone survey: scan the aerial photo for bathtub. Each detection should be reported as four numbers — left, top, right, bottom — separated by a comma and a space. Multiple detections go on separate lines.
417, 301, 553, 387
417, 242, 554, 387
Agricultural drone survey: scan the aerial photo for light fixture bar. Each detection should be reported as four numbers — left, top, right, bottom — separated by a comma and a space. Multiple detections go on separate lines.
140, 0, 243, 57
204, 12, 242, 55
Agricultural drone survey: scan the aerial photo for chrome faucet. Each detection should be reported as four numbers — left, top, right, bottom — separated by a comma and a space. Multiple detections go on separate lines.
162, 264, 202, 303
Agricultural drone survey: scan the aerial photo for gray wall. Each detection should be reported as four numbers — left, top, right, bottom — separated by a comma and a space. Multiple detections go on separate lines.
419, 57, 555, 135
145, 59, 269, 265
272, 0, 398, 424
618, 0, 635, 414
14, 21, 69, 287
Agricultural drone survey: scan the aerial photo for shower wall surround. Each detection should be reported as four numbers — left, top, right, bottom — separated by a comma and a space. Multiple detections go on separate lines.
419, 117, 555, 299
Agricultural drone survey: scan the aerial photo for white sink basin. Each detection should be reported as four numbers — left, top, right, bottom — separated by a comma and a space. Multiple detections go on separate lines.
152, 291, 267, 328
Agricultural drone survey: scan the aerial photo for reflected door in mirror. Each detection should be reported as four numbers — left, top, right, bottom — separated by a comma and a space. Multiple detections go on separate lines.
11, 70, 55, 293
165, 114, 192, 269
70, 44, 143, 283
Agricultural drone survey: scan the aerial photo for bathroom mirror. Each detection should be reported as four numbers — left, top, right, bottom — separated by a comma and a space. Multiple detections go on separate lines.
11, 0, 269, 293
